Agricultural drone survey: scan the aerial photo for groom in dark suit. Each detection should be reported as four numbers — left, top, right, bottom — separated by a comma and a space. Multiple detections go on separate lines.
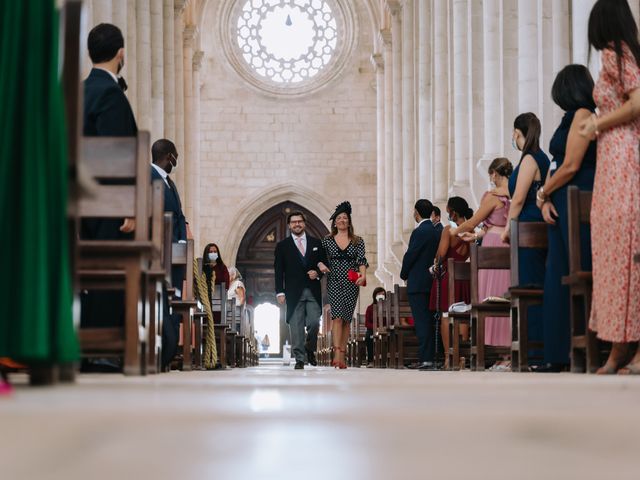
274, 211, 327, 369
400, 199, 442, 370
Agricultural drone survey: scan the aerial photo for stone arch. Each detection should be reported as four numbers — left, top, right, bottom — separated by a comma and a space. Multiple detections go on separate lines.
225, 182, 334, 265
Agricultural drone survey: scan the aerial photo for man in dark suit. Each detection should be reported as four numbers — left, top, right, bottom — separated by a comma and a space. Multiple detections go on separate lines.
274, 211, 327, 369
80, 23, 137, 335
150, 139, 187, 289
400, 199, 442, 370
430, 206, 444, 233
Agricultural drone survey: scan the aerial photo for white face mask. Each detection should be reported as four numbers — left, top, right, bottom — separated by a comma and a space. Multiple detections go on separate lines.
375, 295, 385, 302
208, 252, 218, 262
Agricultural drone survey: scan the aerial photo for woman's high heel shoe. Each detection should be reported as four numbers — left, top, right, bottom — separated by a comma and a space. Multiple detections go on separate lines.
336, 347, 347, 369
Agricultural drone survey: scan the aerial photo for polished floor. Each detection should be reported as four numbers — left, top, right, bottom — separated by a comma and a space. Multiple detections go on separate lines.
1, 363, 639, 480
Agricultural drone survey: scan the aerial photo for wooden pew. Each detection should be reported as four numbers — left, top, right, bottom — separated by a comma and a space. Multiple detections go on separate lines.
447, 259, 471, 371
77, 132, 162, 375
469, 243, 511, 371
390, 285, 418, 369
509, 220, 548, 372
373, 292, 392, 368
210, 283, 229, 369
170, 240, 197, 370
562, 187, 598, 373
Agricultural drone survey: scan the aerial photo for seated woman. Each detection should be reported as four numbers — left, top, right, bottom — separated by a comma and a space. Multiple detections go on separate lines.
227, 267, 246, 307
452, 157, 513, 363
364, 287, 386, 367
430, 197, 473, 369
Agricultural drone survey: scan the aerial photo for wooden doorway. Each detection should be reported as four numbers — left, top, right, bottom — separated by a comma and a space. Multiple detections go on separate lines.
236, 202, 329, 355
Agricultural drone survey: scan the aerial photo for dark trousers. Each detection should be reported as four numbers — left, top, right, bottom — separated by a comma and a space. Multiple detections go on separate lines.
408, 292, 436, 363
365, 328, 374, 363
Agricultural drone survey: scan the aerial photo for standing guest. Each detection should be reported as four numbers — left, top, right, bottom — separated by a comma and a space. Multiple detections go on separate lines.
80, 23, 137, 344
151, 139, 187, 288
503, 112, 550, 365
430, 206, 443, 233
318, 201, 368, 370
364, 287, 386, 367
202, 243, 230, 323
454, 158, 513, 353
274, 211, 326, 369
431, 197, 473, 369
227, 267, 246, 307
535, 65, 598, 372
577, 0, 640, 374
400, 199, 441, 370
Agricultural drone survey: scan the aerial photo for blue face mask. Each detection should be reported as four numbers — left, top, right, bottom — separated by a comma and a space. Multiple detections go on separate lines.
512, 137, 519, 151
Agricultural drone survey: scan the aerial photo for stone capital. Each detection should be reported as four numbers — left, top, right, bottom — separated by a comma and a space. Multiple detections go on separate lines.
174, 0, 188, 15
193, 50, 204, 71
370, 53, 384, 73
385, 0, 402, 17
183, 25, 199, 46
378, 28, 392, 48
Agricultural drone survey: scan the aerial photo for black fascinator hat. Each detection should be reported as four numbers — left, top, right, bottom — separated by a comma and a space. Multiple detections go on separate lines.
330, 201, 352, 221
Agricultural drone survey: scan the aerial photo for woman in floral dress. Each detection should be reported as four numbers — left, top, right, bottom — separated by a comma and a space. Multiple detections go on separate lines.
578, 0, 640, 374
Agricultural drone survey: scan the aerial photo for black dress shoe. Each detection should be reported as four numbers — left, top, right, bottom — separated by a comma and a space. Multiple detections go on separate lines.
294, 361, 304, 370
405, 362, 421, 369
418, 361, 438, 371
306, 349, 318, 366
531, 363, 568, 373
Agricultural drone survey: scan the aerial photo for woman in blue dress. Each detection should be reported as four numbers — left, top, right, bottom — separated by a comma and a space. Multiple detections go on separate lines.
534, 65, 597, 372
502, 112, 550, 366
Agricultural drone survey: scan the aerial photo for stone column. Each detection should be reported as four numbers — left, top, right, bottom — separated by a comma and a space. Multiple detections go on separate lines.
517, 0, 538, 115
91, 0, 112, 24
452, 0, 470, 188
182, 25, 196, 225
416, 0, 431, 198
381, 28, 398, 274
125, 0, 138, 112
371, 52, 391, 285
112, 0, 127, 37
135, 0, 152, 132
433, 0, 448, 202
151, 0, 165, 141
191, 50, 204, 236
174, 2, 186, 194
478, 0, 502, 176
401, 0, 415, 236
389, 1, 404, 251
163, 0, 176, 141
571, 0, 598, 74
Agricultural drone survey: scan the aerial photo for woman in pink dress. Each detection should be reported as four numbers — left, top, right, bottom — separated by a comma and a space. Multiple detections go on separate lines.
578, 0, 640, 374
452, 157, 513, 348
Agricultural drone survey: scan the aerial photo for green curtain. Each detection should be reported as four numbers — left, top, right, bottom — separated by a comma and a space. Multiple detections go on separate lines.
0, 0, 78, 363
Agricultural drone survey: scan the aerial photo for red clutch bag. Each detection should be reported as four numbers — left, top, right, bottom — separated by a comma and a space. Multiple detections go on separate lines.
348, 269, 366, 286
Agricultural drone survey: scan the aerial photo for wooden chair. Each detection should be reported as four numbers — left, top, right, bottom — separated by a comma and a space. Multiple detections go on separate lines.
210, 283, 229, 368
509, 220, 547, 372
469, 243, 511, 371
77, 133, 162, 375
562, 187, 598, 373
390, 285, 418, 369
447, 259, 471, 371
170, 240, 197, 370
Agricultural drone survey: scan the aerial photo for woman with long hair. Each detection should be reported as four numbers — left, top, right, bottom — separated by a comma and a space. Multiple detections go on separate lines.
430, 197, 473, 369
318, 201, 368, 369
534, 65, 598, 372
452, 157, 513, 355
577, 0, 640, 374
202, 243, 230, 322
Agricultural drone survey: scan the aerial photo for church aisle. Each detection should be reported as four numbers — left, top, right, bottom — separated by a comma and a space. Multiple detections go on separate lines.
1, 367, 639, 480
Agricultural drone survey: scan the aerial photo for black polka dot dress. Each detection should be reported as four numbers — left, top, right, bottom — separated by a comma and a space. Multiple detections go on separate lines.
321, 236, 368, 322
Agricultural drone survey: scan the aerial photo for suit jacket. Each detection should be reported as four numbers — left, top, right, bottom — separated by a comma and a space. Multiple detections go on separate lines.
274, 235, 327, 323
400, 220, 441, 294
151, 166, 186, 243
83, 68, 137, 136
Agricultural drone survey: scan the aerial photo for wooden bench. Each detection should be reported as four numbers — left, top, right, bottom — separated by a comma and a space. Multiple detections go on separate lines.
210, 283, 229, 369
447, 259, 471, 371
373, 292, 392, 368
562, 187, 598, 373
469, 244, 511, 371
510, 220, 547, 372
390, 285, 418, 369
170, 240, 197, 370
77, 133, 164, 375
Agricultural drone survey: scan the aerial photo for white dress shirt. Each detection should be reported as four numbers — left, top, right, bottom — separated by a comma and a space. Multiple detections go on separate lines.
151, 163, 170, 188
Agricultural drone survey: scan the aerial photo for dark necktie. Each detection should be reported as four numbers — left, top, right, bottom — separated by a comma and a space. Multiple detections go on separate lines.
118, 76, 128, 92
166, 176, 181, 208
